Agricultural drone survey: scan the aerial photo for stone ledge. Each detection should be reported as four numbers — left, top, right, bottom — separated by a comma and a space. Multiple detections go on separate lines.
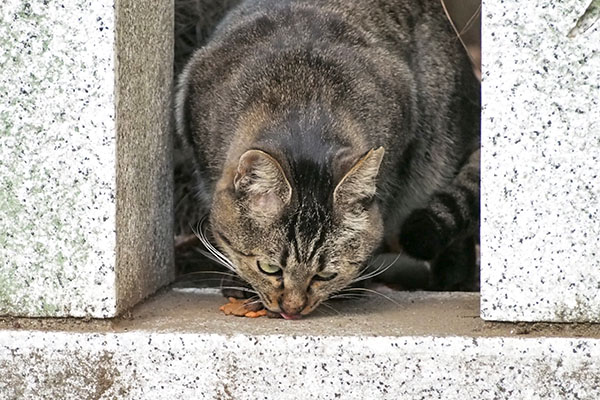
1, 290, 599, 399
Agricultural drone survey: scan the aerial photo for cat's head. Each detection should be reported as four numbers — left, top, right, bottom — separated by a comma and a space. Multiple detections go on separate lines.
209, 146, 385, 318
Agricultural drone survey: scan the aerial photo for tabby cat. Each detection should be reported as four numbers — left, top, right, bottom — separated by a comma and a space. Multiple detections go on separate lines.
175, 0, 480, 319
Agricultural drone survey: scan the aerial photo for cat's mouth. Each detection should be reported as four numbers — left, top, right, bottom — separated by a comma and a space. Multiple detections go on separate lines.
260, 292, 323, 319
280, 312, 302, 320
261, 308, 303, 319
275, 298, 324, 319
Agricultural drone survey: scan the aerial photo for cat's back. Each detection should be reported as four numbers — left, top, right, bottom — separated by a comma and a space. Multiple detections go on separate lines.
177, 0, 478, 195
182, 0, 470, 119
178, 0, 466, 140
211, 0, 451, 53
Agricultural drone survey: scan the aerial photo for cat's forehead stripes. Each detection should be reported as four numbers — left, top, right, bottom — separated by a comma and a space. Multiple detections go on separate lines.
285, 201, 329, 268
279, 246, 289, 269
307, 222, 326, 261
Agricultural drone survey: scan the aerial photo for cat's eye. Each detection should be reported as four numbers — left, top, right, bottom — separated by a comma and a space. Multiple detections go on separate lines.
313, 271, 338, 282
257, 260, 282, 275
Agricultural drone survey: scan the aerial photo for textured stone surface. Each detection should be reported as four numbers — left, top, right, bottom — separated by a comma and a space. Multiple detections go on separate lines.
0, 0, 173, 317
481, 0, 600, 322
114, 1, 175, 315
3, 332, 600, 399
1, 291, 599, 399
0, 0, 117, 317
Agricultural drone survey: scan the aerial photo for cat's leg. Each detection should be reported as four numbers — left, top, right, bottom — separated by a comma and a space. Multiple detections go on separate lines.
429, 235, 477, 291
399, 148, 480, 261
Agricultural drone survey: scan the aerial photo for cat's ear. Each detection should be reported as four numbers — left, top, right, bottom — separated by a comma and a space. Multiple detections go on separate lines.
234, 149, 292, 216
333, 147, 385, 206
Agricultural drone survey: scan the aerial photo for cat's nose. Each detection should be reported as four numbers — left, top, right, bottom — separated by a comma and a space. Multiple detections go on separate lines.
278, 293, 307, 316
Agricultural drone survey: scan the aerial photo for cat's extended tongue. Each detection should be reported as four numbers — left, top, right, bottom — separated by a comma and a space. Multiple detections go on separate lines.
280, 313, 302, 320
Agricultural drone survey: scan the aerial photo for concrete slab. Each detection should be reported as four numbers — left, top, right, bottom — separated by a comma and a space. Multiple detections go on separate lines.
481, 0, 600, 322
0, 0, 173, 318
1, 290, 599, 399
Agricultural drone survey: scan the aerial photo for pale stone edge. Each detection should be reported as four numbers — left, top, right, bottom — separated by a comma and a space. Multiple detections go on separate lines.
1, 330, 599, 399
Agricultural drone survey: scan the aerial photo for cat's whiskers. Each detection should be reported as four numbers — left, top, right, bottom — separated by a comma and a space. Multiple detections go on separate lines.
177, 270, 241, 280
328, 294, 366, 300
219, 286, 259, 294
191, 217, 238, 274
196, 219, 232, 268
353, 258, 385, 282
352, 252, 385, 281
194, 247, 227, 265
351, 254, 401, 284
176, 278, 247, 287
339, 287, 400, 306
243, 297, 263, 308
317, 301, 341, 315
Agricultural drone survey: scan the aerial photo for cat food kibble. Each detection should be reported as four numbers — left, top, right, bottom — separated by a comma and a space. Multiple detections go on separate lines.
219, 297, 267, 318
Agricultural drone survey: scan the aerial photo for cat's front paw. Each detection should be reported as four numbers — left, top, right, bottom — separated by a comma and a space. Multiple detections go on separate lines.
399, 209, 445, 261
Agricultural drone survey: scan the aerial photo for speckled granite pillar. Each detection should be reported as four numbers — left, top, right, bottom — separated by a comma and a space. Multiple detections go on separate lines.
0, 0, 174, 317
481, 0, 600, 322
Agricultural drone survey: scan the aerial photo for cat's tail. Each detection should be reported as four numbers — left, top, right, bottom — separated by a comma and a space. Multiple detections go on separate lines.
399, 148, 480, 261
